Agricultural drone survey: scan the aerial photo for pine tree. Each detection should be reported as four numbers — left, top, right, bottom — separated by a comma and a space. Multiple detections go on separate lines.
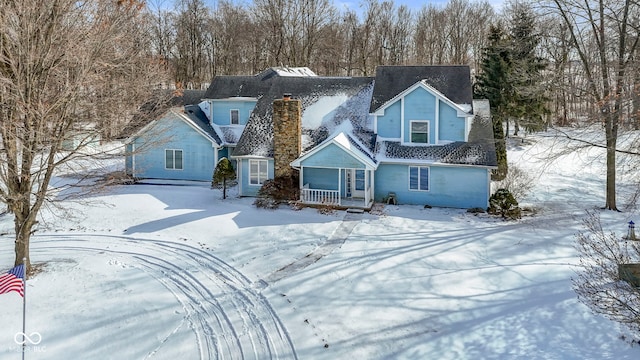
475, 24, 510, 181
508, 6, 548, 135
212, 157, 236, 199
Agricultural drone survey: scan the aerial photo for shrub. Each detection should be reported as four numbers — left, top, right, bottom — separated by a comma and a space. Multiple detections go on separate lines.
493, 163, 535, 202
488, 188, 521, 220
253, 175, 299, 209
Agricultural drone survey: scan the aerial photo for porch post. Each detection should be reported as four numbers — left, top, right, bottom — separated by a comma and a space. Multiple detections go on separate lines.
299, 166, 304, 202
371, 169, 375, 205
338, 168, 341, 206
364, 169, 369, 206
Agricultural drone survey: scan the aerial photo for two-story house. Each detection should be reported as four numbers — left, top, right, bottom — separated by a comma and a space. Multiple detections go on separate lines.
125, 66, 496, 209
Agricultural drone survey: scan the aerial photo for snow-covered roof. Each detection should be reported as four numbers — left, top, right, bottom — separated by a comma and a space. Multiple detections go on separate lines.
270, 67, 317, 77
220, 73, 374, 158
375, 99, 496, 167
204, 66, 494, 167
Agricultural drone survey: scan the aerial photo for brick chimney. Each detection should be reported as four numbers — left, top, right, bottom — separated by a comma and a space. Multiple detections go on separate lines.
273, 94, 301, 178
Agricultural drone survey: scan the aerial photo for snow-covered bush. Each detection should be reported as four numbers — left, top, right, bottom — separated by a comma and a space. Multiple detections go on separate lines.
493, 162, 535, 202
488, 188, 521, 220
574, 211, 640, 342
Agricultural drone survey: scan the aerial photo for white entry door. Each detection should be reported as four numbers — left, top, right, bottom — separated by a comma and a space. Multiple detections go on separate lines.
346, 169, 365, 198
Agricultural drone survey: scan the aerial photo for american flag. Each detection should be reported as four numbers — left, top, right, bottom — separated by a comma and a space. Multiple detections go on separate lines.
0, 264, 25, 297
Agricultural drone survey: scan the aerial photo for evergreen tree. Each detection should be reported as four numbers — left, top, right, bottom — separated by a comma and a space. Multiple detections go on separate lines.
475, 24, 510, 180
508, 6, 548, 135
212, 157, 236, 199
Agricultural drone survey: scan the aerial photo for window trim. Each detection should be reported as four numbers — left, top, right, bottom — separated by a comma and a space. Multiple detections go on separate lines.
249, 159, 268, 186
165, 149, 183, 170
408, 165, 429, 191
409, 120, 430, 144
230, 109, 240, 125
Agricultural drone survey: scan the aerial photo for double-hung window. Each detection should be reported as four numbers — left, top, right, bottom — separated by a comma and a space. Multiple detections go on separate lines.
230, 109, 239, 125
409, 166, 429, 191
410, 120, 429, 144
250, 159, 268, 185
165, 149, 183, 170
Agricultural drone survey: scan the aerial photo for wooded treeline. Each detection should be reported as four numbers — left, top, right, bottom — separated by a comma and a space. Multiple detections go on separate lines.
146, 0, 640, 129
147, 0, 495, 83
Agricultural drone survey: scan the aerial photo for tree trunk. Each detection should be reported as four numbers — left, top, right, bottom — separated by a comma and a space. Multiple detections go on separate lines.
605, 138, 618, 210
13, 207, 35, 271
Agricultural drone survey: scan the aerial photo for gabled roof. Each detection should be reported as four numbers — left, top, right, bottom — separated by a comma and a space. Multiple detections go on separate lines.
370, 66, 473, 113
376, 99, 496, 167
291, 131, 377, 170
206, 69, 374, 158
205, 66, 494, 168
119, 89, 206, 139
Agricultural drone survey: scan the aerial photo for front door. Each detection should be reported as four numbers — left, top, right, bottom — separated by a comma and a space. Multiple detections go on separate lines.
346, 169, 365, 198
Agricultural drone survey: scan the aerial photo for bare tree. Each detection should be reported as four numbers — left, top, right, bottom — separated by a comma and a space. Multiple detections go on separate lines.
0, 0, 165, 272
574, 211, 640, 340
547, 0, 640, 210
174, 0, 211, 87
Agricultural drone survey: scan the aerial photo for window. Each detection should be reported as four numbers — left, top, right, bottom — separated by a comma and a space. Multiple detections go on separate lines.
355, 170, 365, 191
230, 109, 239, 125
250, 160, 268, 185
409, 166, 429, 191
165, 149, 183, 170
410, 121, 429, 144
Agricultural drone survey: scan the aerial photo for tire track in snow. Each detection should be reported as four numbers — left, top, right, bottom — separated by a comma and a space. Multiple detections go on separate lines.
29, 234, 298, 360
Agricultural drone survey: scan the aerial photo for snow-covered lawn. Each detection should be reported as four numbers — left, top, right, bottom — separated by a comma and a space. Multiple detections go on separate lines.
1, 132, 640, 359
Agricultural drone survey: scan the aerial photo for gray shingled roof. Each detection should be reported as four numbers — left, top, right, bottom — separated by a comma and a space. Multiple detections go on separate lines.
370, 66, 473, 113
120, 89, 206, 139
204, 66, 494, 168
183, 104, 222, 145
204, 72, 374, 157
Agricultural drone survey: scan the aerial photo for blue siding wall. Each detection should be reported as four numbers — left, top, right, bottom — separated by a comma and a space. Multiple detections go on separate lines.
374, 164, 489, 208
302, 167, 339, 190
131, 115, 215, 181
212, 100, 256, 126
376, 101, 401, 138
301, 143, 366, 169
439, 101, 466, 142
403, 87, 436, 144
239, 158, 274, 197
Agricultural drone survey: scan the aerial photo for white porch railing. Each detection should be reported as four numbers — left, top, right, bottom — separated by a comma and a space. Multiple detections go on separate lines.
301, 188, 340, 206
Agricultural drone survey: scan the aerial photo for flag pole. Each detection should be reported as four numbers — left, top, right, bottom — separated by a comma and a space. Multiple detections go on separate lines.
22, 257, 26, 360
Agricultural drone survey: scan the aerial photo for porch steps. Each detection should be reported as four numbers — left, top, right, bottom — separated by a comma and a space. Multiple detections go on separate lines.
346, 208, 365, 214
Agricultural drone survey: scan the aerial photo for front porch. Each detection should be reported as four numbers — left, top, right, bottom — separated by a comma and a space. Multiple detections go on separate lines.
300, 187, 373, 209
299, 166, 374, 209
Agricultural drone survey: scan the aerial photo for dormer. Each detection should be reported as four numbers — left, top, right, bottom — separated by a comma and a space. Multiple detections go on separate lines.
199, 97, 258, 126
372, 81, 473, 145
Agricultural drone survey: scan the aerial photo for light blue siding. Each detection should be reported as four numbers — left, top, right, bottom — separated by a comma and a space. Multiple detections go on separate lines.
239, 158, 274, 197
376, 101, 401, 138
302, 167, 339, 190
403, 87, 436, 144
130, 115, 216, 181
301, 143, 366, 169
439, 101, 466, 142
212, 100, 256, 126
375, 164, 489, 208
